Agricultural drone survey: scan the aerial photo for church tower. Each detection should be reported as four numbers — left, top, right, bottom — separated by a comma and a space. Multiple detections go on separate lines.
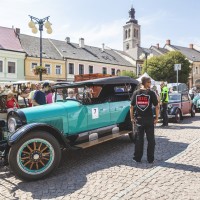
123, 6, 141, 58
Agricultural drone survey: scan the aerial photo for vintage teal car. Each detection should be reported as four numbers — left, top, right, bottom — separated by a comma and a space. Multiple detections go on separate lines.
193, 93, 200, 112
0, 76, 138, 180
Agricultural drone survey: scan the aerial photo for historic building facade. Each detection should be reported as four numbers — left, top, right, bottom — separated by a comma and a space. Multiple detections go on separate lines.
0, 27, 26, 82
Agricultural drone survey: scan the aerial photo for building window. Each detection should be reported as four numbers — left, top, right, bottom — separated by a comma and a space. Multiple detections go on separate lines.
116, 69, 121, 76
125, 30, 128, 39
89, 65, 93, 74
56, 65, 61, 75
79, 64, 84, 75
45, 64, 51, 74
111, 68, 115, 75
136, 30, 139, 38
0, 60, 3, 73
134, 29, 136, 37
137, 64, 142, 76
128, 29, 131, 38
69, 63, 74, 74
126, 43, 129, 50
8, 61, 16, 73
102, 67, 107, 75
31, 63, 37, 72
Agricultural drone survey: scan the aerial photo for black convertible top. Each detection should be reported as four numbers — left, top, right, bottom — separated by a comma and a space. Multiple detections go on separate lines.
53, 76, 139, 89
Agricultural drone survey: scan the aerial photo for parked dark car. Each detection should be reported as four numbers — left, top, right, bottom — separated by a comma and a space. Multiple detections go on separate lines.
167, 92, 195, 123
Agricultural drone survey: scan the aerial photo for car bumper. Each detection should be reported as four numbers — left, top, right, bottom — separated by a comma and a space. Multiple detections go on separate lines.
168, 114, 175, 118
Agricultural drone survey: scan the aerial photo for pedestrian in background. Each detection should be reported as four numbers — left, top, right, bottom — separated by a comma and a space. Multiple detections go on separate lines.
130, 77, 159, 163
160, 82, 169, 127
6, 91, 20, 113
32, 82, 50, 106
46, 86, 53, 104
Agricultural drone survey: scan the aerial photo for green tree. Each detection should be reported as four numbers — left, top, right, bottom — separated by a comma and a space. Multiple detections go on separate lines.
142, 51, 191, 83
120, 70, 137, 79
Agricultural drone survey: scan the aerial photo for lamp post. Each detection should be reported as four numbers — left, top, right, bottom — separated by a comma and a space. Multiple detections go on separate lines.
28, 15, 52, 81
145, 52, 148, 69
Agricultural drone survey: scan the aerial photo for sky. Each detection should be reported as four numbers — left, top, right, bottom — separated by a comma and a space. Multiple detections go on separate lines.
1, 0, 200, 50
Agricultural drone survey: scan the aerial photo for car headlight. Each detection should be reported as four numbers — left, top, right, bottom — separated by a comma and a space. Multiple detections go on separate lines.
8, 117, 17, 133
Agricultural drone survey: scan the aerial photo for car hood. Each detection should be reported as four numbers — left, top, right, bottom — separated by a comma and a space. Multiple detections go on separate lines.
20, 101, 80, 123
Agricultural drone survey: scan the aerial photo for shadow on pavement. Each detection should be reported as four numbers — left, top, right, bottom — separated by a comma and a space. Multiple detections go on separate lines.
1, 131, 198, 199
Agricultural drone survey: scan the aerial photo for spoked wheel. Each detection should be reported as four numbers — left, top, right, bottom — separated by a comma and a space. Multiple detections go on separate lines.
8, 131, 61, 181
174, 109, 181, 123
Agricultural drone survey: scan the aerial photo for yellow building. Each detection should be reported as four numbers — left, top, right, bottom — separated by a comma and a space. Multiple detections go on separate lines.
19, 34, 66, 81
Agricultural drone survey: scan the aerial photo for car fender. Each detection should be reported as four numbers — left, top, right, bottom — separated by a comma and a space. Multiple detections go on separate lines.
8, 123, 69, 148
169, 106, 181, 115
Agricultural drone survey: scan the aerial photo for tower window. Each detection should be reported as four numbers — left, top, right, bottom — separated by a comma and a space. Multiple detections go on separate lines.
126, 43, 129, 50
128, 29, 131, 38
125, 30, 128, 39
134, 29, 136, 37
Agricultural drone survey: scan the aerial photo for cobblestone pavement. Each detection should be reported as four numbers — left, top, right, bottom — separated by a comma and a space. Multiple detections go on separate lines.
0, 114, 200, 200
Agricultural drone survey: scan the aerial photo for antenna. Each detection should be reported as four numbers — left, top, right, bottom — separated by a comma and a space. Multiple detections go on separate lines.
131, 0, 133, 8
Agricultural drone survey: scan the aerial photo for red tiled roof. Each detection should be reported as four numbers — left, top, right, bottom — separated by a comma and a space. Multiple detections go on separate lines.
0, 26, 24, 52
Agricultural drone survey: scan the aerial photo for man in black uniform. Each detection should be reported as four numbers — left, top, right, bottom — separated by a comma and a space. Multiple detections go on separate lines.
130, 77, 159, 163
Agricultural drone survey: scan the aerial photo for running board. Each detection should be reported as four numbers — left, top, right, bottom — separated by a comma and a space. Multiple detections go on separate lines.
75, 130, 131, 149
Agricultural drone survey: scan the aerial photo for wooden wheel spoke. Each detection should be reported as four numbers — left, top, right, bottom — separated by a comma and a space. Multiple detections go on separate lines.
30, 162, 34, 170
42, 152, 50, 156
36, 163, 39, 170
38, 142, 43, 151
42, 157, 50, 161
27, 144, 33, 152
41, 146, 48, 153
39, 160, 45, 166
24, 160, 32, 166
33, 142, 36, 150
21, 156, 30, 160
22, 151, 30, 155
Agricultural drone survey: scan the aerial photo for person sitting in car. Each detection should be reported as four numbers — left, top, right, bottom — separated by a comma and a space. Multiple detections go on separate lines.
66, 89, 76, 99
6, 91, 20, 113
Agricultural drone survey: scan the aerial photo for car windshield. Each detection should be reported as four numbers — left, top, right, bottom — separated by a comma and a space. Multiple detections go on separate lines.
169, 94, 181, 102
54, 86, 103, 102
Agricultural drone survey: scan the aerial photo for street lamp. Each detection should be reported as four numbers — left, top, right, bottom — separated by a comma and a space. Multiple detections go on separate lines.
28, 15, 52, 81
144, 52, 148, 69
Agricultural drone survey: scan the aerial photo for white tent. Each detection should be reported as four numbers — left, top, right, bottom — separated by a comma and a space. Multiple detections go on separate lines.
136, 72, 155, 84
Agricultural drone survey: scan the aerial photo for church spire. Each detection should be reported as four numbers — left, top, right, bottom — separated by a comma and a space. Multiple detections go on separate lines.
126, 6, 138, 24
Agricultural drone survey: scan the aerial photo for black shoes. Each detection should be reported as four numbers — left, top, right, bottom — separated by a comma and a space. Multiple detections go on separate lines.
132, 158, 141, 163
160, 124, 168, 127
132, 157, 154, 164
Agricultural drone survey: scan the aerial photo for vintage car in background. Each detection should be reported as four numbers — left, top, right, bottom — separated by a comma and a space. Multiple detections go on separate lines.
0, 76, 138, 181
193, 93, 200, 112
166, 92, 195, 123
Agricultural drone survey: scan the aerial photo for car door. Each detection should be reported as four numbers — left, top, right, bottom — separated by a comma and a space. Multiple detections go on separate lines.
87, 102, 111, 130
109, 101, 129, 124
181, 94, 190, 114
67, 104, 88, 134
